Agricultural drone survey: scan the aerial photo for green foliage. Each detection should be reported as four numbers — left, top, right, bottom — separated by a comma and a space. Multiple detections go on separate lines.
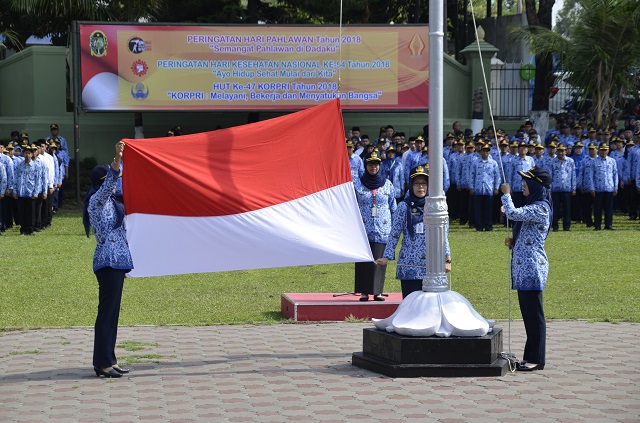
1, 209, 638, 329
511, 0, 640, 126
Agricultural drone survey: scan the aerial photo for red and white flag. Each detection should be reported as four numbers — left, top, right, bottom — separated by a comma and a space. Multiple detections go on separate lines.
122, 99, 373, 277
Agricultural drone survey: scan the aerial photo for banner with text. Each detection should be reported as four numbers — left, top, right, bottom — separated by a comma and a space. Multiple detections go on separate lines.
79, 24, 429, 111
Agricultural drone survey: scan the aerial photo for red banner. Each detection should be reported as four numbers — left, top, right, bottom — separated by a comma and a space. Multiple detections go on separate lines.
79, 23, 429, 111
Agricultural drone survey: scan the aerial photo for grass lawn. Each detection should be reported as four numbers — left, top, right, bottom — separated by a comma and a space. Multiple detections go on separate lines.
1, 207, 638, 328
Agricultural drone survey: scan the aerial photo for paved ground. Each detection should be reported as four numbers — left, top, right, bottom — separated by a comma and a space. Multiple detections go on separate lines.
0, 320, 638, 423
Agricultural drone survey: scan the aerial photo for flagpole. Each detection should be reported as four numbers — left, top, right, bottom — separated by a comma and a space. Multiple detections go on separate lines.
423, 0, 449, 292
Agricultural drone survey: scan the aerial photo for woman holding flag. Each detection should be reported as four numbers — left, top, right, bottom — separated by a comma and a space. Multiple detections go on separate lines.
501, 166, 553, 372
84, 140, 133, 378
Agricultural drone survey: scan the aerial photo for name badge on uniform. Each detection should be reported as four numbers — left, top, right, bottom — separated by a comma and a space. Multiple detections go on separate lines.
415, 222, 424, 234
371, 206, 378, 217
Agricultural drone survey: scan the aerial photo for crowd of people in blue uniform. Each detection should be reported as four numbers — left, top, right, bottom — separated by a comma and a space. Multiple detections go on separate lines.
0, 124, 70, 235
347, 116, 640, 233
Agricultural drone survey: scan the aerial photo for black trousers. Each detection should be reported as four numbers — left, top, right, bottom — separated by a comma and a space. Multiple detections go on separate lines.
627, 181, 638, 219
458, 189, 469, 224
518, 290, 546, 365
493, 194, 503, 224
354, 242, 386, 295
35, 195, 43, 229
43, 193, 53, 226
93, 267, 126, 369
2, 195, 13, 229
58, 179, 65, 209
52, 188, 59, 212
593, 191, 614, 229
551, 191, 572, 230
474, 195, 493, 231
446, 186, 458, 219
467, 192, 475, 227
571, 191, 583, 222
582, 191, 594, 227
18, 197, 36, 234
401, 279, 422, 298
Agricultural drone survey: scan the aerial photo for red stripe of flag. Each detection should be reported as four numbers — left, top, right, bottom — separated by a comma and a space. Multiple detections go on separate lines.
122, 99, 349, 217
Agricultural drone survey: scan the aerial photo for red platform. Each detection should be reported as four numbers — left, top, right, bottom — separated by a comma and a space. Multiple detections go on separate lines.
281, 292, 403, 322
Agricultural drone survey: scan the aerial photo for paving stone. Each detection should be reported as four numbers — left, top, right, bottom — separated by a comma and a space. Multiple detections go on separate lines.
0, 321, 639, 423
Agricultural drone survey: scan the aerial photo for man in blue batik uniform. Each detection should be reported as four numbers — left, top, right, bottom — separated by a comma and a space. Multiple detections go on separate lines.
585, 143, 618, 230
470, 143, 500, 231
549, 144, 576, 231
507, 142, 536, 208
13, 145, 42, 235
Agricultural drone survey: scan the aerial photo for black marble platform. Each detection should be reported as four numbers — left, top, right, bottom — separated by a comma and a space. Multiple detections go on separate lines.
352, 327, 509, 377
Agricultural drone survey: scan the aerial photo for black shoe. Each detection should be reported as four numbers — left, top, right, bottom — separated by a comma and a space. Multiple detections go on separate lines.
516, 363, 544, 371
552, 228, 558, 232
604, 227, 615, 230
594, 227, 601, 231
372, 295, 385, 302
359, 294, 369, 302
94, 367, 123, 378
112, 366, 130, 374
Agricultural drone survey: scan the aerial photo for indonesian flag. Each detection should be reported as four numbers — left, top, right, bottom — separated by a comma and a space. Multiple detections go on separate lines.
122, 99, 373, 277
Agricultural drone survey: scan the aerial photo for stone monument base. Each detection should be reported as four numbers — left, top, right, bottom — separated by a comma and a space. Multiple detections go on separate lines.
352, 327, 509, 377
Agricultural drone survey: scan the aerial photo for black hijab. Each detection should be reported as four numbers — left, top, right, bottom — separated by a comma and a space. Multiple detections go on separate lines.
360, 154, 386, 190
404, 178, 427, 239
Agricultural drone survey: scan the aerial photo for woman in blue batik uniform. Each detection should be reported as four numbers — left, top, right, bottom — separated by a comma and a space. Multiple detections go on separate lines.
375, 165, 452, 298
353, 151, 397, 301
500, 166, 553, 371
83, 141, 133, 378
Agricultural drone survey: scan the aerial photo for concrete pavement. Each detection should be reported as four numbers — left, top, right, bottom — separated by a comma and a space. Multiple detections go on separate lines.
1, 320, 639, 422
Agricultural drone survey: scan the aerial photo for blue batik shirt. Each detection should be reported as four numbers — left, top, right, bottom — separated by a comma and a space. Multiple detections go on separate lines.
383, 201, 451, 280
14, 160, 40, 198
585, 156, 618, 192
502, 194, 550, 291
507, 156, 535, 192
0, 154, 13, 191
549, 156, 576, 192
0, 162, 6, 194
349, 153, 364, 181
470, 158, 500, 195
353, 178, 397, 243
88, 166, 134, 273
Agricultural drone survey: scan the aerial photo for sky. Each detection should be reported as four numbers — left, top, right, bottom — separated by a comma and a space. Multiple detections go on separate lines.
552, 0, 565, 27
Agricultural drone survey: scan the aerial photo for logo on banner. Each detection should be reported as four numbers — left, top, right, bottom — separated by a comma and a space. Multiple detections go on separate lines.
128, 37, 147, 54
89, 31, 108, 57
131, 83, 150, 100
131, 60, 149, 77
408, 33, 425, 58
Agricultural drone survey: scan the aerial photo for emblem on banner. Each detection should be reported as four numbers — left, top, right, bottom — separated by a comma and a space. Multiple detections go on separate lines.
89, 30, 108, 57
128, 37, 146, 54
131, 83, 150, 100
409, 33, 425, 58
131, 60, 149, 77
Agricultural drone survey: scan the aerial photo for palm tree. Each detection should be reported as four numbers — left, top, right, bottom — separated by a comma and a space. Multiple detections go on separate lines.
511, 0, 640, 128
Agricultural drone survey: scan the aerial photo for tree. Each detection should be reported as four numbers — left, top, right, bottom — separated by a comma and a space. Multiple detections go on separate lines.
522, 0, 555, 133
7, 0, 164, 46
512, 0, 640, 128
553, 0, 580, 38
